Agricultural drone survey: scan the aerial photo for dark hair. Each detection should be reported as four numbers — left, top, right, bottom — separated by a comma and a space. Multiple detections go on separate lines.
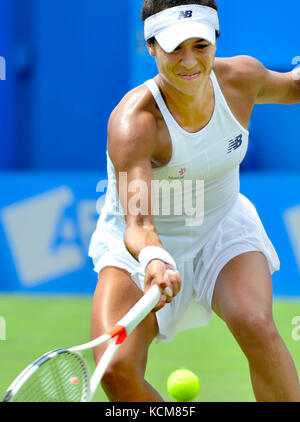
141, 0, 220, 44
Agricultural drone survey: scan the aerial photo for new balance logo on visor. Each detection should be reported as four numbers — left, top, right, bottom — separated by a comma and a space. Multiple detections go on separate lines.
227, 134, 243, 153
178, 10, 193, 19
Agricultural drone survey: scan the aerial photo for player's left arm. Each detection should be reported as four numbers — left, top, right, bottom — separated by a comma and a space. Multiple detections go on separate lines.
252, 57, 300, 105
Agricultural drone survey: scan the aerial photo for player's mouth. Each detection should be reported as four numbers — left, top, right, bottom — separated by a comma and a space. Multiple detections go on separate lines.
178, 72, 201, 80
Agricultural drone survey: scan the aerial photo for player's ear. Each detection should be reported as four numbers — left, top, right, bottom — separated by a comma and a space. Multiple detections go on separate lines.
146, 40, 156, 57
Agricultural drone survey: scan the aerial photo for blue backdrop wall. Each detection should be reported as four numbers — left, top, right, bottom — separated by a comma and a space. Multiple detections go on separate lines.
2, 0, 130, 171
0, 0, 15, 168
1, 0, 300, 171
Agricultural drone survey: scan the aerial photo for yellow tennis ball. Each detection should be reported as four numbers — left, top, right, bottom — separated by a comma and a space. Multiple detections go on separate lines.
167, 369, 201, 402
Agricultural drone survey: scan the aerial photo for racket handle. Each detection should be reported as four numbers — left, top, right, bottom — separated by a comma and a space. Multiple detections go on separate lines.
70, 286, 161, 353
117, 285, 161, 335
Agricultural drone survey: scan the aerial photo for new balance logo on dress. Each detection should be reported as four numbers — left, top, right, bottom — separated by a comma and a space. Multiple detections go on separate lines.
227, 134, 243, 154
178, 10, 193, 19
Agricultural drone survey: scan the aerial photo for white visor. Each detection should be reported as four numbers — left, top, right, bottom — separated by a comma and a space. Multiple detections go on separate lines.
144, 5, 219, 53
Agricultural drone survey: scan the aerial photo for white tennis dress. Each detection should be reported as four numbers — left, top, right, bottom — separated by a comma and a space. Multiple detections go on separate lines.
89, 71, 280, 343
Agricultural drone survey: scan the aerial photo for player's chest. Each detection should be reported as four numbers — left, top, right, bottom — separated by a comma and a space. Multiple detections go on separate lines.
152, 128, 248, 184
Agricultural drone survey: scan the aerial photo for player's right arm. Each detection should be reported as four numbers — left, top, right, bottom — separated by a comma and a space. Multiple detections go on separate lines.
107, 105, 181, 309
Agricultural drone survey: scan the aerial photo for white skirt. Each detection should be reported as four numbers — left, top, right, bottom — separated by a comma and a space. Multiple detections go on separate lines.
89, 193, 280, 343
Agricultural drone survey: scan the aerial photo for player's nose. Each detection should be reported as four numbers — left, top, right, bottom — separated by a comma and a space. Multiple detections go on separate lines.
179, 49, 198, 69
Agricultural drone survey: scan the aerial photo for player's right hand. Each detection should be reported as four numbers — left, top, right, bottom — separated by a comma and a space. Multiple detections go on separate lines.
144, 259, 182, 311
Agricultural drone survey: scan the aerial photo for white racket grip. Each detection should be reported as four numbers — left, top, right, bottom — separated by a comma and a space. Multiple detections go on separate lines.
117, 285, 161, 335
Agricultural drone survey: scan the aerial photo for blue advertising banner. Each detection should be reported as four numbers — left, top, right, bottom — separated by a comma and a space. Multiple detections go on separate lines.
0, 172, 299, 297
0, 172, 104, 294
240, 173, 300, 297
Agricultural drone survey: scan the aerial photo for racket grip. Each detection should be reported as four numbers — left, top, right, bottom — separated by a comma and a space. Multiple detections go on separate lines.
117, 285, 161, 335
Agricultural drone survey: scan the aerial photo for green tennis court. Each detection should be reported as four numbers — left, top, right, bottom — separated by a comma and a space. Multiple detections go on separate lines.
0, 295, 299, 402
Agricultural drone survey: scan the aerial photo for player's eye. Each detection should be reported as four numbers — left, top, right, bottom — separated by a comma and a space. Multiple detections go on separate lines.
195, 44, 209, 49
172, 43, 209, 53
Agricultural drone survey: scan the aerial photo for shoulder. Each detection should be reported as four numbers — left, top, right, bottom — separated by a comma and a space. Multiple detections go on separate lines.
214, 55, 266, 94
214, 55, 266, 81
214, 55, 300, 105
108, 84, 157, 137
107, 84, 159, 168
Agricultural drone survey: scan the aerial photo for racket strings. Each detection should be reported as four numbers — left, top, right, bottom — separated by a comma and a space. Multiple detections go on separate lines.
12, 352, 90, 402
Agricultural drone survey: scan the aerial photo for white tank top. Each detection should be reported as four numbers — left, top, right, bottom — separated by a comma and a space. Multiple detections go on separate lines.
89, 71, 249, 262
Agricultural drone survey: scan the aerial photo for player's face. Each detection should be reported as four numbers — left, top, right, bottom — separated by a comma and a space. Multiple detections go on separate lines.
148, 38, 216, 94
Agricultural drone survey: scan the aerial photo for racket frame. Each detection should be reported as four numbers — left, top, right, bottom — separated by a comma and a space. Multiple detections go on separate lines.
3, 349, 91, 402
3, 285, 161, 402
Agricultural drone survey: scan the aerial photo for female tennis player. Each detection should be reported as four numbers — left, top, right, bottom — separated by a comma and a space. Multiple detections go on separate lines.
89, 0, 300, 402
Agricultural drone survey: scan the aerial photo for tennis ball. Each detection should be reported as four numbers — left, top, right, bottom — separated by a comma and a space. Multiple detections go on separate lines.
167, 369, 201, 402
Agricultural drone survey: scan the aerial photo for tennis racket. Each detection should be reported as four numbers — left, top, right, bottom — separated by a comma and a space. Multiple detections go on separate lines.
2, 285, 161, 402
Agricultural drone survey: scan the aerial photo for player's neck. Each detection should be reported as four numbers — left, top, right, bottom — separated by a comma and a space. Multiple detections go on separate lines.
155, 74, 215, 131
